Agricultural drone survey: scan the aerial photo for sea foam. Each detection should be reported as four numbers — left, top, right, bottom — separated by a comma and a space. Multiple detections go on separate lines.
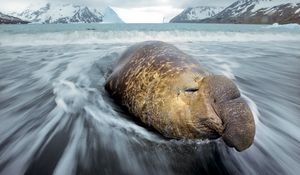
1, 30, 300, 46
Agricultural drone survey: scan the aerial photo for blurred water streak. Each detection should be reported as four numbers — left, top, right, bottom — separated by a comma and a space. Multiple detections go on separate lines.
0, 23, 299, 175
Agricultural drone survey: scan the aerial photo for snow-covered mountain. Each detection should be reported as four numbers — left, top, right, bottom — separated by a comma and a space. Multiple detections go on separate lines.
200, 0, 300, 24
170, 0, 300, 24
102, 7, 123, 23
170, 6, 224, 23
0, 12, 29, 24
11, 3, 123, 24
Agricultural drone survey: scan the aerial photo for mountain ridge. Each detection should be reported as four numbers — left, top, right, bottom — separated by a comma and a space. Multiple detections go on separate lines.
170, 0, 300, 24
10, 3, 123, 24
170, 6, 224, 23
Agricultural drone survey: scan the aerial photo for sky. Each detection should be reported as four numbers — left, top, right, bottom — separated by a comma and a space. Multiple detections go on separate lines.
0, 0, 237, 23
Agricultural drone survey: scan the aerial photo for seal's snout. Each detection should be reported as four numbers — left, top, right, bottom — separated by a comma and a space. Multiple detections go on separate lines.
219, 98, 255, 151
204, 75, 255, 151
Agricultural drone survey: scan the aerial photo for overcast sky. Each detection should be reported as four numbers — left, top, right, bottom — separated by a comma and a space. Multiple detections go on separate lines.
0, 0, 236, 23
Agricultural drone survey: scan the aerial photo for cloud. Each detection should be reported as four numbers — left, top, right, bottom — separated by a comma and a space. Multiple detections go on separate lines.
99, 0, 234, 8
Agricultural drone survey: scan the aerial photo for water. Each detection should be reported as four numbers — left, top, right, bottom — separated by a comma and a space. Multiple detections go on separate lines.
0, 23, 299, 175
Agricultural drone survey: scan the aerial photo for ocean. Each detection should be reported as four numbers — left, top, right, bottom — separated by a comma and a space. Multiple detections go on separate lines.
0, 23, 299, 175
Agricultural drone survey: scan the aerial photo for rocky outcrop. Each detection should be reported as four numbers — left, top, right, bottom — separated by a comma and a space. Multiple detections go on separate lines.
0, 12, 29, 24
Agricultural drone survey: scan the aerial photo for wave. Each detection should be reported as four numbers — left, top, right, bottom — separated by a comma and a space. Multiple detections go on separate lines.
1, 30, 300, 46
266, 23, 300, 29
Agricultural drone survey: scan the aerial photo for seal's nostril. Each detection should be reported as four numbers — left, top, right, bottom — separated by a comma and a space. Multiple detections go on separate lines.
213, 98, 217, 103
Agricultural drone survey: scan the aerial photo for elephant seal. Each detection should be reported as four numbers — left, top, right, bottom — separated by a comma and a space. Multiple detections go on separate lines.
105, 41, 255, 151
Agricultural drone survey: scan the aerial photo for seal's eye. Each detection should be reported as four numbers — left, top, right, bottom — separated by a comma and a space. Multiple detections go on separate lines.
184, 88, 199, 93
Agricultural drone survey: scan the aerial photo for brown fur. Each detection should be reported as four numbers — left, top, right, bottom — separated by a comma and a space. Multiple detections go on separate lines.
105, 41, 223, 138
105, 41, 255, 151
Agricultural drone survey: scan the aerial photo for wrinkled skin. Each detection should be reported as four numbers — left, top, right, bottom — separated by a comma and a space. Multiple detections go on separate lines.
105, 41, 255, 151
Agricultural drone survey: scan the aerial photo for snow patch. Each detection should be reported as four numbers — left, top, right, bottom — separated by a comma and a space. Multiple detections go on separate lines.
223, 0, 300, 18
251, 0, 298, 12
185, 6, 224, 20
170, 6, 224, 22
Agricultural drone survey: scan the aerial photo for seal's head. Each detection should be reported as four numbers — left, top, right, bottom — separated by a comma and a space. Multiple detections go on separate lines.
166, 73, 255, 151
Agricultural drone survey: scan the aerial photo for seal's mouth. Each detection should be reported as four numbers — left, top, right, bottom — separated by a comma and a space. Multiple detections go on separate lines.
211, 101, 221, 121
209, 102, 224, 135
